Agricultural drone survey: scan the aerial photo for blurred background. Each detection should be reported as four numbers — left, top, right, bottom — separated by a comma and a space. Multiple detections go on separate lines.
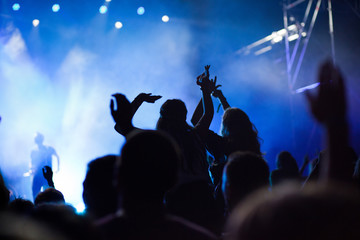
1, 0, 359, 211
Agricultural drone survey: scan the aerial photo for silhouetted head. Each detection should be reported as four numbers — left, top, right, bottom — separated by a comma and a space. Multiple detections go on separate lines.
159, 99, 187, 122
34, 132, 44, 146
34, 188, 65, 206
116, 130, 180, 201
83, 155, 118, 219
222, 151, 269, 212
226, 183, 360, 240
221, 108, 261, 154
8, 198, 34, 215
276, 151, 299, 172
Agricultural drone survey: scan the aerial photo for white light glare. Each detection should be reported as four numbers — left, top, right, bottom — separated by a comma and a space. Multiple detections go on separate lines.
12, 3, 20, 11
99, 5, 108, 14
137, 7, 145, 15
162, 15, 169, 23
32, 19, 40, 27
52, 4, 60, 12
115, 21, 123, 29
75, 202, 86, 214
272, 35, 283, 43
288, 34, 299, 42
106, 0, 112, 2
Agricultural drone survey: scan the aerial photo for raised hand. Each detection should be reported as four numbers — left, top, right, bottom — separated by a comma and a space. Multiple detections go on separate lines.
209, 76, 222, 97
305, 60, 346, 125
42, 166, 54, 188
137, 93, 162, 103
110, 93, 132, 123
197, 65, 210, 86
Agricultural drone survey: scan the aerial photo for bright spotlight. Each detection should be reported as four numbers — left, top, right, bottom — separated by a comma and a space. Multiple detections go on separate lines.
162, 15, 169, 23
12, 3, 20, 11
75, 202, 86, 214
105, 0, 112, 2
115, 21, 123, 29
52, 4, 60, 12
137, 7, 145, 15
99, 5, 108, 14
32, 19, 40, 27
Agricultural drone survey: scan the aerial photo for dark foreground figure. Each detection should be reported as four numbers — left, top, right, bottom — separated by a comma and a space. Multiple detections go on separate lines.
97, 130, 216, 240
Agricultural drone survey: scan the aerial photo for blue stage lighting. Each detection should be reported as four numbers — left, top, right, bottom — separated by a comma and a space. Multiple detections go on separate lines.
99, 5, 108, 14
52, 4, 60, 12
137, 7, 145, 15
12, 3, 20, 11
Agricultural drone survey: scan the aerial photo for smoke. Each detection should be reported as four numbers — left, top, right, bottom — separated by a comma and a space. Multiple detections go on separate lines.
0, 18, 197, 206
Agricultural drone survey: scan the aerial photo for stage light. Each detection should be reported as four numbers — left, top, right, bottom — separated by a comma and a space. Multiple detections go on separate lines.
137, 7, 145, 15
32, 19, 40, 27
12, 3, 20, 11
288, 34, 299, 42
52, 4, 60, 12
272, 35, 283, 43
162, 15, 169, 23
106, 0, 112, 2
99, 5, 108, 14
115, 21, 123, 29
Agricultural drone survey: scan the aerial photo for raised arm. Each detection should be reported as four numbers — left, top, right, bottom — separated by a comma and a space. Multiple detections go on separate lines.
305, 60, 352, 183
212, 88, 230, 111
111, 93, 161, 137
130, 93, 162, 117
194, 65, 214, 138
111, 93, 136, 137
191, 74, 224, 126
299, 155, 310, 176
42, 166, 55, 188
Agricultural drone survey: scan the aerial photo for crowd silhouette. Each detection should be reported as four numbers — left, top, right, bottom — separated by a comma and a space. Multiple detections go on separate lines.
1, 61, 360, 240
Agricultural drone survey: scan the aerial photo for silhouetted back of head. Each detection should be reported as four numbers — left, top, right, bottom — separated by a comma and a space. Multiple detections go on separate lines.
117, 130, 180, 199
83, 155, 118, 219
159, 99, 187, 123
222, 151, 269, 211
226, 183, 360, 240
34, 188, 65, 206
156, 99, 189, 134
8, 198, 34, 215
276, 151, 298, 172
221, 108, 261, 154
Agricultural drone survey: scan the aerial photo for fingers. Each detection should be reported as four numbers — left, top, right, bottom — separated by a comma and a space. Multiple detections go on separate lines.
110, 99, 115, 113
148, 95, 162, 103
215, 84, 222, 90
